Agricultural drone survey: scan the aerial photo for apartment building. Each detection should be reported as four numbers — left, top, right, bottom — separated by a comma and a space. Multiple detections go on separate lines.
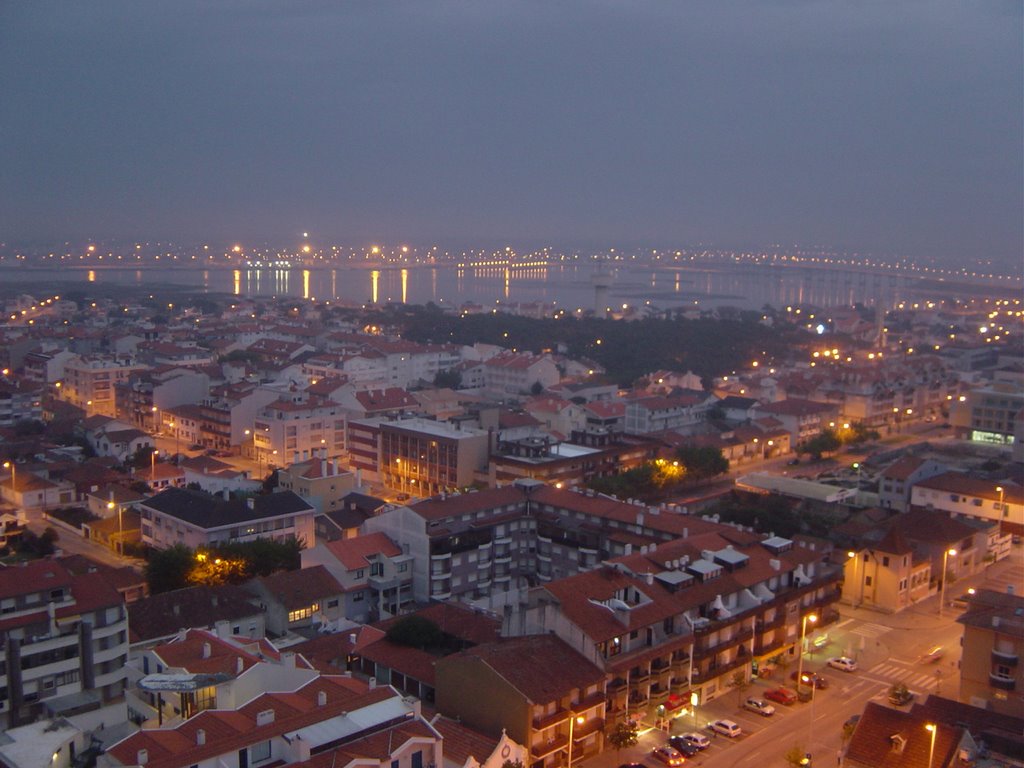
62, 354, 147, 418
951, 381, 1024, 446
841, 529, 931, 613
481, 351, 560, 397
624, 391, 717, 434
435, 634, 607, 768
138, 487, 316, 550
878, 456, 947, 512
0, 377, 42, 426
276, 454, 358, 514
957, 588, 1024, 717
751, 398, 839, 446
200, 382, 278, 453
0, 559, 130, 728
253, 393, 347, 468
501, 528, 841, 720
348, 417, 490, 497
116, 368, 210, 432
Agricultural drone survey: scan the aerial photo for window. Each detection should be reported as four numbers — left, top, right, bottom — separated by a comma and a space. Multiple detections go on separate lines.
353, 592, 365, 602
882, 556, 890, 567
412, 751, 423, 768
398, 563, 409, 573
865, 576, 873, 587
370, 562, 384, 577
327, 599, 339, 609
250, 740, 271, 763
287, 603, 319, 623
354, 569, 365, 579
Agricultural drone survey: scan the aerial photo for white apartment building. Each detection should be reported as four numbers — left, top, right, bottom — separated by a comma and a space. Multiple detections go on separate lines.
253, 393, 346, 468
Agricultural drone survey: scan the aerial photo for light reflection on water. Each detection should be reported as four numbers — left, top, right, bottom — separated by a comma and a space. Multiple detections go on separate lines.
3, 262, 915, 311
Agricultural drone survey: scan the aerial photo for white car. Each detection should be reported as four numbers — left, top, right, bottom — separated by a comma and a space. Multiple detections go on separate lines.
709, 719, 742, 738
827, 656, 858, 672
743, 697, 776, 716
677, 732, 710, 750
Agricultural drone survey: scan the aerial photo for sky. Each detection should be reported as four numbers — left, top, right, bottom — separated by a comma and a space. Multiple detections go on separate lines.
1, 1, 1021, 267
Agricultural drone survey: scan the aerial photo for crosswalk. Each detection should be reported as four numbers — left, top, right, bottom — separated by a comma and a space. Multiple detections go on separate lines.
867, 660, 942, 693
847, 621, 891, 640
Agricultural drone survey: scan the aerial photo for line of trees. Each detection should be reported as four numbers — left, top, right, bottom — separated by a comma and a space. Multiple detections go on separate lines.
587, 446, 729, 502
144, 537, 303, 594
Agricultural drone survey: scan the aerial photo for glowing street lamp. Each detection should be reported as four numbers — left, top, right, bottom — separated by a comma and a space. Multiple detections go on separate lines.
796, 613, 818, 692
2, 461, 15, 495
997, 486, 1005, 517
925, 723, 937, 768
938, 549, 956, 615
847, 551, 861, 607
565, 711, 585, 768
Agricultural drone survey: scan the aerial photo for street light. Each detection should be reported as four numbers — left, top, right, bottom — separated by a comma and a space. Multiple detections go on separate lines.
2, 461, 15, 494
690, 691, 699, 729
107, 500, 124, 555
938, 548, 956, 615
169, 421, 179, 460
925, 723, 937, 768
847, 551, 859, 607
801, 674, 816, 754
565, 711, 585, 768
151, 405, 159, 433
997, 485, 1005, 517
797, 613, 818, 694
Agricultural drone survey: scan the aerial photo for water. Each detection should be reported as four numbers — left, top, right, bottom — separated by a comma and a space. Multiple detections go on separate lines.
0, 261, 927, 311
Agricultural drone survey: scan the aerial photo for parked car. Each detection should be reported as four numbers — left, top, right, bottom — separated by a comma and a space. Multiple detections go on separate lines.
743, 697, 776, 717
827, 656, 858, 672
709, 719, 742, 738
650, 746, 686, 767
667, 738, 700, 758
676, 733, 710, 751
764, 687, 799, 705
791, 671, 830, 689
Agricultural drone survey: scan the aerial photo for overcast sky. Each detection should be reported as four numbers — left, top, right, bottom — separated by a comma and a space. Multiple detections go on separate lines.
1, 1, 1020, 267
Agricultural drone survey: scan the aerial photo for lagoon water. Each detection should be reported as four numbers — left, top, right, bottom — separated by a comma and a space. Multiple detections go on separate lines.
0, 261, 927, 311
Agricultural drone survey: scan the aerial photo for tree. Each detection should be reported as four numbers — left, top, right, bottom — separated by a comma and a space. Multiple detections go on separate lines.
145, 544, 195, 594
730, 669, 750, 706
385, 615, 444, 649
433, 369, 462, 389
675, 445, 729, 482
606, 720, 639, 751
130, 445, 156, 470
796, 429, 841, 459
530, 381, 544, 395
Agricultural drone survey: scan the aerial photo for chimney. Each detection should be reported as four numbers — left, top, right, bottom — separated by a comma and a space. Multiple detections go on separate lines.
282, 651, 296, 668
1008, 585, 1016, 595
321, 458, 327, 476
137, 750, 148, 766
236, 657, 244, 674
247, 497, 255, 510
349, 632, 357, 645
993, 617, 1001, 628
214, 619, 228, 638
256, 709, 275, 726
769, 558, 781, 571
294, 736, 311, 763
317, 690, 327, 706
202, 642, 212, 659
369, 676, 377, 689
196, 729, 206, 746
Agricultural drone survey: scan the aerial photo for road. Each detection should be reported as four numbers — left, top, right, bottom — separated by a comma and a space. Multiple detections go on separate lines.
580, 545, 1021, 768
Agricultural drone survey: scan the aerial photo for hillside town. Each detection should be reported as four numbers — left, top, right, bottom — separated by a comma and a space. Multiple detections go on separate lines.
0, 289, 1021, 768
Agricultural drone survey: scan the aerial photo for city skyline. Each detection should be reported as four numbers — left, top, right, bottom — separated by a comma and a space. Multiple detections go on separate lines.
1, 1, 1021, 269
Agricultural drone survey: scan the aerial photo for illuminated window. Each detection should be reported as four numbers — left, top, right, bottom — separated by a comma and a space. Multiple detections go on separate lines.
287, 603, 319, 623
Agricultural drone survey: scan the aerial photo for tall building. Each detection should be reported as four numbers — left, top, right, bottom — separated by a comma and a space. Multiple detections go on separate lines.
957, 588, 1024, 717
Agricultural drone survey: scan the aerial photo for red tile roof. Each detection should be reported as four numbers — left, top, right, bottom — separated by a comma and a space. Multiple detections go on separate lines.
325, 533, 402, 572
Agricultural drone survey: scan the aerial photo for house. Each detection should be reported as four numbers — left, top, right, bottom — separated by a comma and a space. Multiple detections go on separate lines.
276, 454, 358, 514
243, 565, 346, 637
435, 634, 607, 768
957, 587, 1024, 716
127, 585, 266, 645
878, 456, 947, 512
313, 491, 388, 542
910, 695, 1024, 763
301, 533, 414, 623
180, 454, 262, 496
624, 391, 716, 434
751, 398, 839, 446
844, 701, 973, 768
431, 715, 528, 768
138, 487, 316, 550
841, 528, 931, 613
910, 472, 1023, 537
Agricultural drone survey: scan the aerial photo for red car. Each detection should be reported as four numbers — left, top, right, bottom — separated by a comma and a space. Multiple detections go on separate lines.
764, 687, 798, 705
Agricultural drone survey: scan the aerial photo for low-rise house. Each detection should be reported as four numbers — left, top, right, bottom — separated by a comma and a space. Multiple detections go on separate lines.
910, 472, 1023, 537
878, 456, 947, 512
243, 565, 346, 637
301, 533, 414, 623
139, 487, 315, 550
313, 491, 387, 542
844, 701, 972, 768
276, 454, 358, 514
128, 586, 265, 646
751, 398, 839, 446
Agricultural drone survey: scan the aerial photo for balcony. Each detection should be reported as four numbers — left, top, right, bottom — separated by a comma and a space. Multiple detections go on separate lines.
989, 673, 1016, 691
992, 650, 1019, 666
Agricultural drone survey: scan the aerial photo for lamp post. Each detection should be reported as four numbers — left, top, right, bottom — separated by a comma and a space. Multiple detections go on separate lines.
107, 500, 124, 555
925, 723, 937, 768
997, 485, 1005, 517
151, 405, 159, 434
169, 421, 179, 461
847, 551, 859, 607
801, 674, 816, 754
150, 448, 159, 484
794, 614, 819, 696
565, 711, 584, 768
938, 548, 956, 616
2, 461, 15, 495
690, 691, 699, 730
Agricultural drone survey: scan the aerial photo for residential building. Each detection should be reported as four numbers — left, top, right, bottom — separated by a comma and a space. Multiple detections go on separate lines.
624, 391, 716, 434
301, 533, 414, 622
957, 588, 1024, 717
116, 368, 210, 432
481, 351, 560, 398
910, 472, 1024, 537
253, 393, 347, 468
127, 586, 265, 645
910, 695, 1024, 764
0, 377, 42, 426
878, 456, 947, 512
435, 634, 607, 768
841, 529, 931, 613
0, 559, 130, 728
751, 398, 839, 446
276, 454, 358, 514
199, 382, 278, 454
62, 354, 147, 418
844, 702, 972, 768
138, 487, 315, 550
951, 380, 1024, 446
243, 565, 346, 637
348, 417, 490, 497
